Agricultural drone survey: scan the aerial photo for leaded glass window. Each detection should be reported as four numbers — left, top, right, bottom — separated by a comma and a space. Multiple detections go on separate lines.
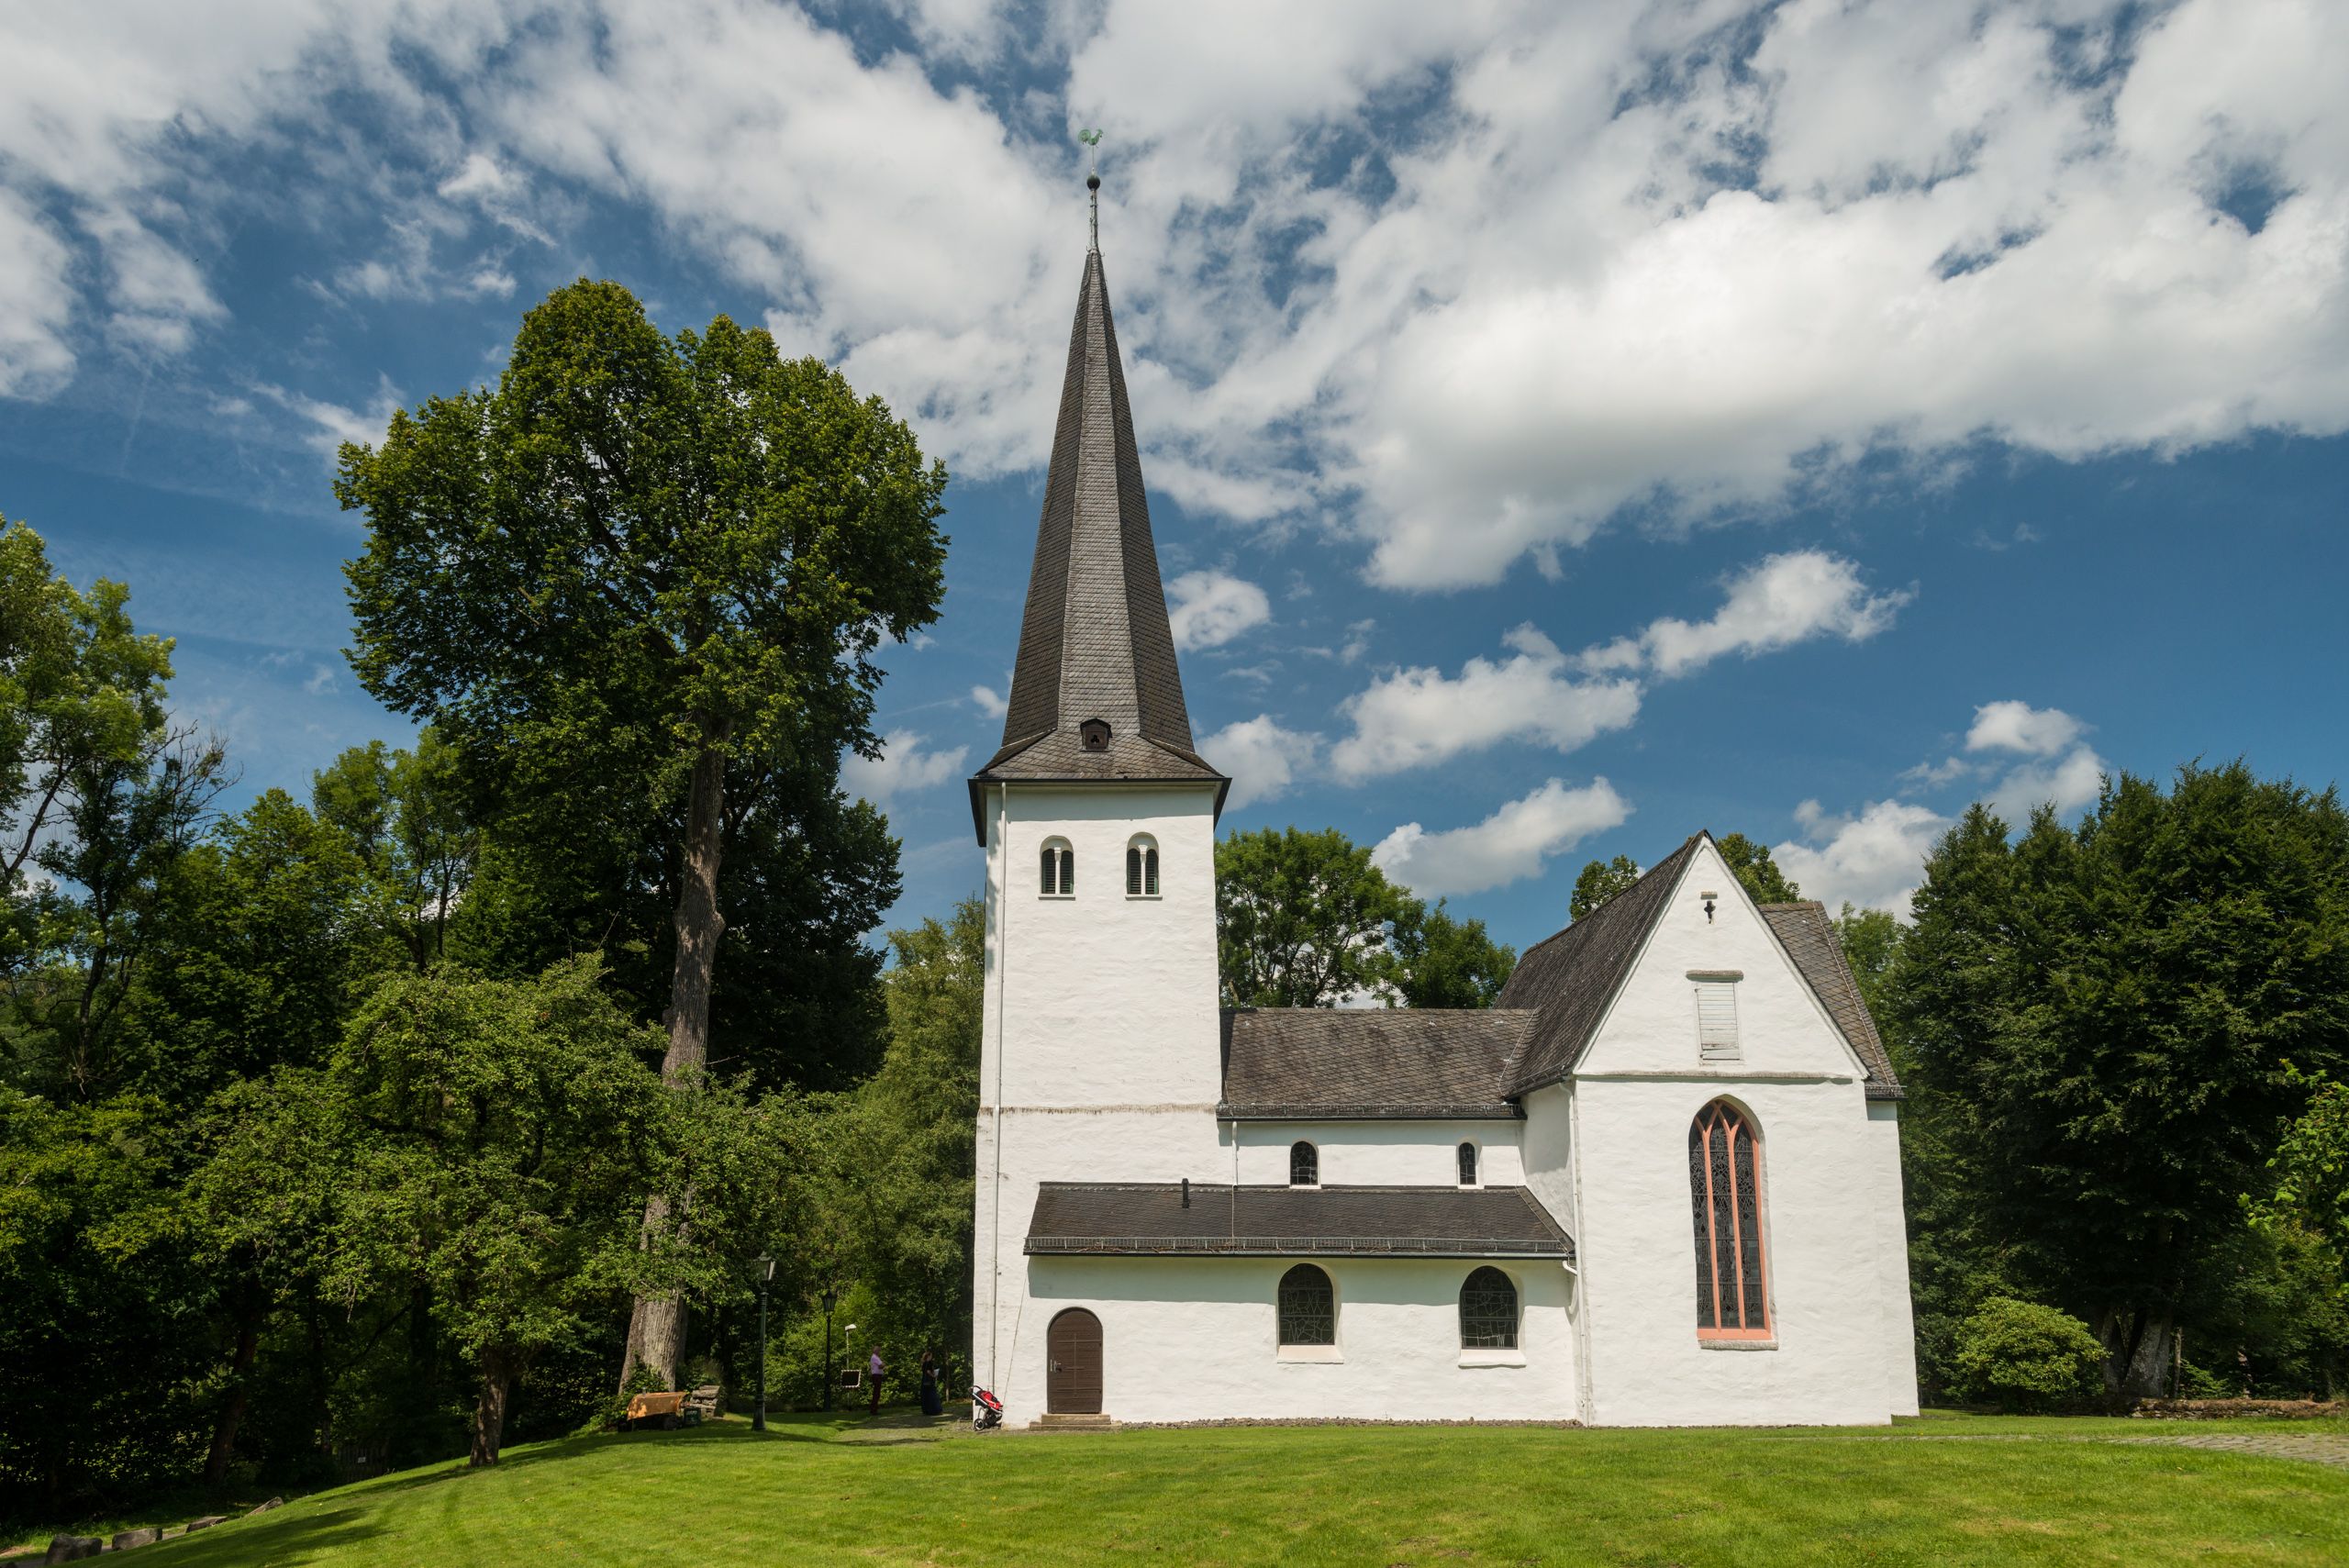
1457, 1141, 1478, 1186
1289, 1140, 1318, 1186
1459, 1266, 1518, 1349
1277, 1263, 1335, 1346
1688, 1101, 1770, 1339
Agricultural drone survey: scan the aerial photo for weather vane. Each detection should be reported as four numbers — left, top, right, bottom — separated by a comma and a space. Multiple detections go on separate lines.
1079, 128, 1104, 250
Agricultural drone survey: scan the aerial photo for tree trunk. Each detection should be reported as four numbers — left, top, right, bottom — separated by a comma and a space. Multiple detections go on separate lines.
470, 1348, 517, 1467
202, 1307, 263, 1485
2102, 1306, 2176, 1399
621, 733, 729, 1391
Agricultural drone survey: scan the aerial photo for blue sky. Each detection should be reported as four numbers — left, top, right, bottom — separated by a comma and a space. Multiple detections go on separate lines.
3, 1, 2345, 955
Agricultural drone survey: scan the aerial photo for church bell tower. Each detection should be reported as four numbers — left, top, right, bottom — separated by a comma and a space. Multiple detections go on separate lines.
966, 159, 1229, 1396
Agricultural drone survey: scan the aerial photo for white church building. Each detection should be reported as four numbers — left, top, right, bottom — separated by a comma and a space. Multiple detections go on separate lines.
967, 216, 1919, 1429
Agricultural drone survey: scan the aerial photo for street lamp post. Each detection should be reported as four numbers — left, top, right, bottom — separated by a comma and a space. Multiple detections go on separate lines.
821, 1287, 838, 1413
752, 1254, 776, 1433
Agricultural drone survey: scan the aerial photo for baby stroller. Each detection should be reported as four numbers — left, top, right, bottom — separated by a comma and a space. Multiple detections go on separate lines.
971, 1386, 1004, 1431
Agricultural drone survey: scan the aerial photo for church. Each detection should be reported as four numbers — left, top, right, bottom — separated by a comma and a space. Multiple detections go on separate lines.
966, 196, 1919, 1429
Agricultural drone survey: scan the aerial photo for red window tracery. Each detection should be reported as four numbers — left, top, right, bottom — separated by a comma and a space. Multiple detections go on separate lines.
1688, 1100, 1770, 1340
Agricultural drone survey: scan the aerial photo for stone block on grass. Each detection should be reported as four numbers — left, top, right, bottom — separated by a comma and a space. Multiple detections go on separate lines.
115, 1525, 163, 1547
42, 1536, 102, 1562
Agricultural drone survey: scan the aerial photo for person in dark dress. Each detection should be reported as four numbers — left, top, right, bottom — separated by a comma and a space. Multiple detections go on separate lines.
867, 1350, 884, 1416
918, 1351, 942, 1417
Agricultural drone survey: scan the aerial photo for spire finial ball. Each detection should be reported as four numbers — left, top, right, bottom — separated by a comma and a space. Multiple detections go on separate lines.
1086, 173, 1100, 191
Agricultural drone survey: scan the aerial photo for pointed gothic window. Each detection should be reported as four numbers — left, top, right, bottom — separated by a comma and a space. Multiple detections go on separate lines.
1277, 1263, 1335, 1346
1689, 1100, 1770, 1340
1040, 839, 1074, 897
1125, 836, 1160, 896
1457, 1141, 1478, 1186
1288, 1140, 1318, 1187
1459, 1266, 1518, 1349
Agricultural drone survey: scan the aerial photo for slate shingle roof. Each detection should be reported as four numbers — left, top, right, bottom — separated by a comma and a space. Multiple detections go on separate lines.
1025, 1182, 1575, 1260
1759, 901, 1904, 1100
972, 246, 1224, 840
1493, 833, 1706, 1097
1219, 1007, 1533, 1119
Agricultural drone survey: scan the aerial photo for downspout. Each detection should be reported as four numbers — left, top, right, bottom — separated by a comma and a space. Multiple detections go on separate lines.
988, 782, 1009, 1389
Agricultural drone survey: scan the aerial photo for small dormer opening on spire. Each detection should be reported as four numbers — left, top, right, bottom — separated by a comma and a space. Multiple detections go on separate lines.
1080, 718, 1111, 752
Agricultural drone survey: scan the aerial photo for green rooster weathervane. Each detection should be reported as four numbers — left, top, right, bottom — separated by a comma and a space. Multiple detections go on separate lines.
1080, 128, 1104, 251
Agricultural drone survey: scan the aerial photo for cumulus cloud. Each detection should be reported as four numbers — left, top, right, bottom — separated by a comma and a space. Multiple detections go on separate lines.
1200, 714, 1318, 812
1965, 699, 2085, 757
1582, 551, 1912, 678
1984, 745, 2106, 823
969, 684, 1008, 719
840, 730, 969, 806
1165, 569, 1272, 651
1330, 625, 1642, 782
1373, 777, 1630, 897
8, 0, 2349, 590
1775, 798, 1952, 917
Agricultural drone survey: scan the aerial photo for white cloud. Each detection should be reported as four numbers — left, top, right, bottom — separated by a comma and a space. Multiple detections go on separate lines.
1586, 551, 1911, 679
1775, 798, 1952, 917
1985, 745, 2106, 823
1165, 569, 1272, 651
969, 684, 1008, 719
1200, 714, 1318, 812
302, 663, 339, 695
1331, 624, 1641, 782
841, 729, 969, 806
1373, 776, 1631, 896
6, 0, 2349, 593
253, 374, 405, 461
1965, 699, 2085, 757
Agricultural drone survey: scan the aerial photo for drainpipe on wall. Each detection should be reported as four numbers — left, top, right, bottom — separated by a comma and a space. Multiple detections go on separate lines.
988, 782, 1009, 1390
1567, 1082, 1598, 1425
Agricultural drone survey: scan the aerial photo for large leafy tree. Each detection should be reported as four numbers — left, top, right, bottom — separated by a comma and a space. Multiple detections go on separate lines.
1569, 854, 1641, 920
1216, 828, 1418, 1007
338, 280, 948, 1384
1386, 901, 1516, 1007
1714, 831, 1801, 905
1892, 767, 2349, 1395
0, 518, 228, 1100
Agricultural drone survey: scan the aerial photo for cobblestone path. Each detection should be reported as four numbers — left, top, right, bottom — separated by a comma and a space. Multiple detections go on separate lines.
2114, 1431, 2349, 1469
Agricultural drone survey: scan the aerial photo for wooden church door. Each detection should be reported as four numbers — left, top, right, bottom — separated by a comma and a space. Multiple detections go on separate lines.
1046, 1308, 1103, 1413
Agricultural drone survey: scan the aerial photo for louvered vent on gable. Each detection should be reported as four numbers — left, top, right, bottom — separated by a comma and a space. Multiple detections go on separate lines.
1690, 971, 1742, 1061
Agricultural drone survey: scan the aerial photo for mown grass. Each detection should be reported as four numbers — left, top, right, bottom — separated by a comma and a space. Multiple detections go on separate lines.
17, 1409, 2348, 1567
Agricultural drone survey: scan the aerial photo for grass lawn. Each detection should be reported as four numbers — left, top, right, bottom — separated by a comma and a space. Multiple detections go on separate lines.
15, 1409, 2347, 1567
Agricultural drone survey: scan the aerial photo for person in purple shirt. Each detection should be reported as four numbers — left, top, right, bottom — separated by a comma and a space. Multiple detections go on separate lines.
866, 1350, 884, 1416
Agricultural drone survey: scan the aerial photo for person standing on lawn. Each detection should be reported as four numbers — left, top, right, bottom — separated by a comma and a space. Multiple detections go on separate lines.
867, 1350, 885, 1416
919, 1351, 941, 1417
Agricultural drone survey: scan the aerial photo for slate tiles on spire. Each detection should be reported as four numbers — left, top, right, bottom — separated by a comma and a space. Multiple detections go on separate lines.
971, 247, 1224, 839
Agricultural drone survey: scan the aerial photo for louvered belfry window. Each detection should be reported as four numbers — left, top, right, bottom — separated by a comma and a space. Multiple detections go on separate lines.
1040, 842, 1074, 896
1459, 1266, 1519, 1349
1689, 1101, 1770, 1339
1277, 1263, 1335, 1346
1125, 839, 1159, 896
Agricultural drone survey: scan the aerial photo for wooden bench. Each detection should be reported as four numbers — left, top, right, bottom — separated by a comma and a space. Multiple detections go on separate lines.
685, 1385, 723, 1420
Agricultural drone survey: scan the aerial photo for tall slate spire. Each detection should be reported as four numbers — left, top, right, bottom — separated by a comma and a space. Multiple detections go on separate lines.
970, 235, 1225, 840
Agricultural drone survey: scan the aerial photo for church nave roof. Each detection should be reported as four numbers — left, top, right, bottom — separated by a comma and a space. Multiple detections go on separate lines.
1025, 1182, 1575, 1261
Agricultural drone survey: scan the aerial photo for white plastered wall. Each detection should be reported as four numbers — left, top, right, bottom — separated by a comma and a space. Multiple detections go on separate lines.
1230, 1120, 1525, 1187
974, 782, 1230, 1416
1568, 839, 1909, 1426
1014, 1256, 1579, 1424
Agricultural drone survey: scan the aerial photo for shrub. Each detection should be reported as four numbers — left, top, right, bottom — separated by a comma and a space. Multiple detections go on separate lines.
1949, 1298, 2106, 1412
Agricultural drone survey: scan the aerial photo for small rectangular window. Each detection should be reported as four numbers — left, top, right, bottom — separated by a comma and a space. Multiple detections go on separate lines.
1695, 981, 1739, 1059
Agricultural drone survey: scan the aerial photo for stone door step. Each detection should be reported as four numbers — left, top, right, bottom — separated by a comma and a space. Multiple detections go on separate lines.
1035, 1413, 1114, 1430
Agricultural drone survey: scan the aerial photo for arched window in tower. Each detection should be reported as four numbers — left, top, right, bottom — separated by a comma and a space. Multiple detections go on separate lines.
1125, 835, 1160, 896
1039, 838, 1074, 897
1277, 1263, 1335, 1346
1457, 1140, 1479, 1186
1689, 1100, 1770, 1340
1288, 1140, 1319, 1187
1459, 1266, 1518, 1349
